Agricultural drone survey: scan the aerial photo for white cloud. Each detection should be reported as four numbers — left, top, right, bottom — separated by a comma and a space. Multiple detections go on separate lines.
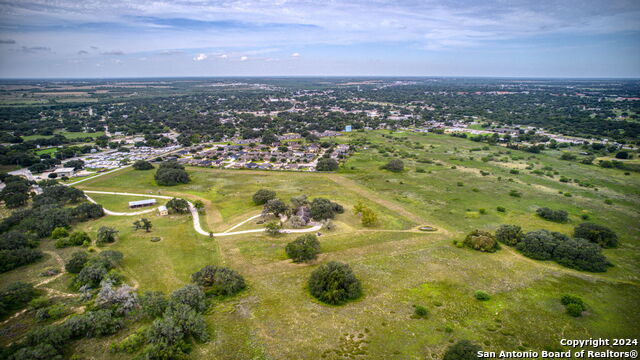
240, 56, 248, 61
291, 52, 300, 57
218, 54, 228, 59
193, 53, 207, 61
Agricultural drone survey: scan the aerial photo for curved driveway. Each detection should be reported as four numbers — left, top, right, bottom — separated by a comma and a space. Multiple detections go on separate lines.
83, 190, 322, 237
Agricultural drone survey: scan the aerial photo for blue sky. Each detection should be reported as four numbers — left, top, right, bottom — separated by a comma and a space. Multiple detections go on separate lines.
0, 0, 638, 78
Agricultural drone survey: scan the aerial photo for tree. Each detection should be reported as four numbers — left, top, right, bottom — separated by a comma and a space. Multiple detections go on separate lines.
191, 265, 246, 296
443, 340, 482, 360
573, 222, 618, 248
285, 234, 320, 262
64, 159, 85, 171
134, 218, 152, 232
166, 198, 189, 214
615, 151, 629, 159
495, 225, 523, 246
308, 261, 361, 305
71, 203, 104, 221
252, 189, 276, 205
381, 159, 404, 172
463, 230, 499, 252
261, 132, 278, 145
64, 251, 89, 274
96, 226, 118, 246
263, 198, 288, 217
155, 162, 190, 186
265, 221, 282, 236
309, 198, 343, 220
316, 158, 339, 171
132, 160, 154, 170
193, 200, 205, 213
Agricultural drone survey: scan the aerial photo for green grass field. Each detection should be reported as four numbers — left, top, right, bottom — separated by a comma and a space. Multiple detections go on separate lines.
21, 130, 105, 141
1, 131, 639, 359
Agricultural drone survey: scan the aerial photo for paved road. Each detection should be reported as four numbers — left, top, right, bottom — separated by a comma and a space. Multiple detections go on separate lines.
83, 190, 322, 237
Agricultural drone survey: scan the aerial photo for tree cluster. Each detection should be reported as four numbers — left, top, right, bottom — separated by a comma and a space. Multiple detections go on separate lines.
154, 161, 190, 186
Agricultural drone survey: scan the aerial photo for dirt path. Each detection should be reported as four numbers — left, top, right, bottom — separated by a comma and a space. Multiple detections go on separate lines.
326, 174, 425, 225
84, 190, 323, 237
0, 251, 78, 326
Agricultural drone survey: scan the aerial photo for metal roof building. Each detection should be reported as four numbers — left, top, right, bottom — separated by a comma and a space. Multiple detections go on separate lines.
128, 199, 157, 208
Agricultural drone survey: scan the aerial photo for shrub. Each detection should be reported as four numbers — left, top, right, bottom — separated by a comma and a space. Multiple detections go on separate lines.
381, 159, 404, 172
264, 220, 282, 236
252, 189, 276, 205
308, 261, 361, 305
0, 248, 43, 273
139, 291, 168, 318
413, 305, 428, 318
360, 207, 378, 227
285, 234, 321, 262
56, 231, 90, 248
573, 222, 618, 248
132, 160, 154, 170
50, 227, 69, 240
0, 282, 38, 317
566, 303, 584, 317
170, 284, 207, 313
191, 265, 246, 297
474, 290, 490, 301
96, 226, 118, 246
495, 225, 523, 246
463, 230, 499, 252
561, 294, 585, 307
496, 206, 506, 213
478, 208, 487, 215
516, 230, 565, 260
65, 251, 89, 273
509, 190, 521, 197
316, 158, 339, 171
553, 238, 609, 272
443, 340, 482, 360
536, 207, 568, 222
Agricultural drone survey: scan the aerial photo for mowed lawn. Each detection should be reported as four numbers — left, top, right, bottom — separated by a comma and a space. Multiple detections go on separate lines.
75, 214, 220, 293
86, 193, 167, 213
21, 133, 640, 359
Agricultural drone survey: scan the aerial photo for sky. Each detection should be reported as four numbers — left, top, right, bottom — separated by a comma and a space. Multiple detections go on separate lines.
0, 0, 639, 78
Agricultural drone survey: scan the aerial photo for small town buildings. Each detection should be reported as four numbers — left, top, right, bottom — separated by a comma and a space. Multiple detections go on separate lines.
53, 167, 76, 178
157, 205, 168, 216
129, 199, 157, 209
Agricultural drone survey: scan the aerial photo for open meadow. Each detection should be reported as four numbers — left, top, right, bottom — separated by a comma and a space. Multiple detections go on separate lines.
1, 131, 639, 359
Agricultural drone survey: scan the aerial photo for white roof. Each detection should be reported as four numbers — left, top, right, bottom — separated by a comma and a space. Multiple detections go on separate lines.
54, 167, 75, 173
158, 205, 167, 211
